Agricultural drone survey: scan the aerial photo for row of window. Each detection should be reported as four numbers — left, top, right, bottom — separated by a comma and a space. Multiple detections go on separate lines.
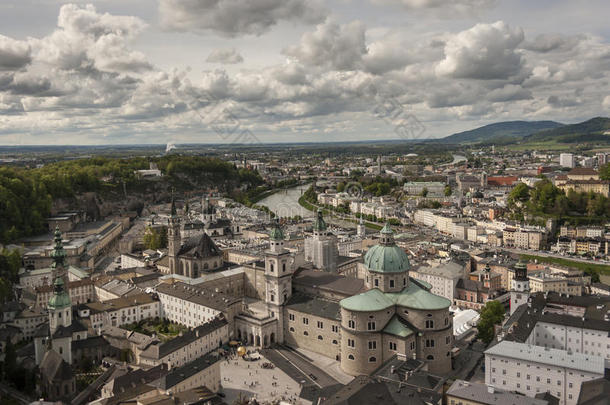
288, 327, 338, 344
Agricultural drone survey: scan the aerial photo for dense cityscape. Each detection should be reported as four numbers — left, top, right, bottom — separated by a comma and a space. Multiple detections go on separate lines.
1, 1, 610, 405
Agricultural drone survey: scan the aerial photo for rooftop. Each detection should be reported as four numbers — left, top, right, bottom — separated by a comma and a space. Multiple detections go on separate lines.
485, 341, 605, 375
447, 380, 550, 405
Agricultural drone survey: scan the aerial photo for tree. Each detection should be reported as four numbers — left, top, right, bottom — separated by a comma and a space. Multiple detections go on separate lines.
420, 187, 429, 197
600, 162, 610, 180
509, 182, 530, 204
337, 182, 345, 192
477, 301, 505, 344
143, 226, 167, 250
444, 185, 452, 197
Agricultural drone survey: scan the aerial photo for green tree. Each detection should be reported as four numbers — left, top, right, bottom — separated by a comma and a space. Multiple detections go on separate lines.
420, 187, 429, 197
477, 301, 505, 344
509, 182, 530, 204
143, 226, 167, 250
337, 182, 345, 192
600, 162, 610, 180
444, 185, 452, 197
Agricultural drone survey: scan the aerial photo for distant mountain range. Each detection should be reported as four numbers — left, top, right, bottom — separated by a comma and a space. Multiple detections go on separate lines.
524, 117, 610, 144
439, 120, 564, 144
438, 117, 610, 145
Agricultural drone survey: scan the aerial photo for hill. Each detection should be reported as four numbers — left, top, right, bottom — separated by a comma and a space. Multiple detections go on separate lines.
439, 120, 564, 144
524, 117, 610, 144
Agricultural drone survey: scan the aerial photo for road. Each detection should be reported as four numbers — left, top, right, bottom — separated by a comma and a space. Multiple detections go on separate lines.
502, 247, 610, 266
261, 346, 339, 389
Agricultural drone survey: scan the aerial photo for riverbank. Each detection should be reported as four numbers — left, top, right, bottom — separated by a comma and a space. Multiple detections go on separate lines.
297, 193, 383, 230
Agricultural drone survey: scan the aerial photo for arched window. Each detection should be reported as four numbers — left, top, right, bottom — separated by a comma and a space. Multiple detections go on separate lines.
318, 335, 323, 340
303, 331, 309, 336
348, 354, 355, 360
270, 263, 274, 272
425, 320, 434, 328
332, 339, 338, 345
369, 356, 376, 362
348, 320, 355, 329
427, 313, 432, 317
59, 347, 63, 354
403, 278, 406, 286
289, 327, 295, 332
282, 263, 286, 272
389, 279, 395, 288
427, 355, 434, 360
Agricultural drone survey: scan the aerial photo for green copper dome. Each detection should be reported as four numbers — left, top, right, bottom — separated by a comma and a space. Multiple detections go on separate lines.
269, 219, 284, 241
312, 209, 327, 232
364, 244, 411, 273
363, 223, 410, 273
48, 277, 71, 309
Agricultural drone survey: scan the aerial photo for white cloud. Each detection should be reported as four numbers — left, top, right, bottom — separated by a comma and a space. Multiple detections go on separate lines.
370, 0, 496, 13
283, 20, 367, 71
0, 35, 32, 71
206, 48, 244, 64
33, 4, 150, 73
158, 0, 327, 37
436, 21, 525, 80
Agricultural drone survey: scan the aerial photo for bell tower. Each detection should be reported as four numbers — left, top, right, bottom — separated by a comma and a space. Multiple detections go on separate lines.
167, 193, 181, 274
265, 219, 293, 343
510, 260, 530, 315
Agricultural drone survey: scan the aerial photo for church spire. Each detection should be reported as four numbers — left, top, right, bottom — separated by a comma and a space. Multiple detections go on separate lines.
50, 226, 66, 270
170, 189, 177, 217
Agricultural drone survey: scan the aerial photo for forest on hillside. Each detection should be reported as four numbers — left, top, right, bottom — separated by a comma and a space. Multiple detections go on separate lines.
0, 155, 263, 243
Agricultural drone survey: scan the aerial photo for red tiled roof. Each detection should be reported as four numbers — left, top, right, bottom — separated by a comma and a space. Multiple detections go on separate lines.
487, 176, 518, 186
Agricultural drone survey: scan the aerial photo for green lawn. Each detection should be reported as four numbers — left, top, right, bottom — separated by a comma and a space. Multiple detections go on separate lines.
520, 254, 610, 276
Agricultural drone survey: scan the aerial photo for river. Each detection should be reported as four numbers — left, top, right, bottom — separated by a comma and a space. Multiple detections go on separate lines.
258, 183, 314, 218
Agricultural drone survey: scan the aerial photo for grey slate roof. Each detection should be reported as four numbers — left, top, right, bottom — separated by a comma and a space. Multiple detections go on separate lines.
177, 233, 222, 258
155, 282, 240, 312
285, 293, 341, 321
447, 379, 550, 405
151, 353, 220, 390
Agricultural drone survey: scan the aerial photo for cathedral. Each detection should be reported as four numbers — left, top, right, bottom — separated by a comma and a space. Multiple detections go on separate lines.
165, 197, 224, 277
236, 219, 452, 375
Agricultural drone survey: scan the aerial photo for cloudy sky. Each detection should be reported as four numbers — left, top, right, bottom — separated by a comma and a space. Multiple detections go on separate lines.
1, 0, 609, 145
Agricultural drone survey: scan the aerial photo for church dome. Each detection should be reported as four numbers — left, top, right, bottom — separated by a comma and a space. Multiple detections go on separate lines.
48, 278, 71, 309
269, 219, 284, 241
364, 244, 411, 273
364, 224, 410, 274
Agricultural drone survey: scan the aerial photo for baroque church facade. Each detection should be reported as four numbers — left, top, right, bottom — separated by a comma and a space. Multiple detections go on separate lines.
159, 204, 453, 376
165, 197, 224, 277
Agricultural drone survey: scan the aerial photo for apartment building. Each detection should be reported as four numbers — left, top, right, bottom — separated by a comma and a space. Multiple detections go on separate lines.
156, 281, 242, 330
139, 316, 229, 369
411, 261, 464, 303
485, 341, 605, 405
528, 272, 583, 296
86, 293, 160, 331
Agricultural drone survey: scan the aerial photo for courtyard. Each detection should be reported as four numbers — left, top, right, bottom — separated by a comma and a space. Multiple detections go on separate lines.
219, 347, 312, 405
